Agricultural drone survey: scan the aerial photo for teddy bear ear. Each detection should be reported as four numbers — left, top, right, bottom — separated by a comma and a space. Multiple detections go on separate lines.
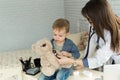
32, 44, 36, 51
43, 37, 49, 41
45, 39, 52, 48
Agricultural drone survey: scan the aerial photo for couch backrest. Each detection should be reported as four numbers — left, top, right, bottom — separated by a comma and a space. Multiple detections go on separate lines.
67, 32, 81, 46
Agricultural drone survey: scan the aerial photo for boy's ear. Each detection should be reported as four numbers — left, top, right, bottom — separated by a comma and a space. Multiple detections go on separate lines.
66, 32, 70, 36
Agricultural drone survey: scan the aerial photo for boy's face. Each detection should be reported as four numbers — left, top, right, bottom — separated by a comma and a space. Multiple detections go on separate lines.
53, 28, 69, 43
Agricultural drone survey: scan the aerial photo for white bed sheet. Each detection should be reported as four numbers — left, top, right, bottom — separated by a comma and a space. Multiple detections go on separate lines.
0, 49, 39, 80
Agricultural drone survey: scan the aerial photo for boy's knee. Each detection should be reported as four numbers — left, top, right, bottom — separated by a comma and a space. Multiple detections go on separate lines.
38, 73, 47, 80
56, 71, 70, 80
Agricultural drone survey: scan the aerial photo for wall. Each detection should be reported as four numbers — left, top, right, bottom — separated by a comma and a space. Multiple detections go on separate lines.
64, 0, 89, 33
0, 0, 64, 52
0, 0, 120, 52
109, 0, 120, 16
64, 0, 120, 33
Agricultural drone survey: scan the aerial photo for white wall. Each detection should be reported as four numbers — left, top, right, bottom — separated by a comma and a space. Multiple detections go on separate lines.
0, 0, 64, 52
64, 0, 89, 33
109, 0, 120, 16
0, 0, 120, 52
64, 0, 120, 33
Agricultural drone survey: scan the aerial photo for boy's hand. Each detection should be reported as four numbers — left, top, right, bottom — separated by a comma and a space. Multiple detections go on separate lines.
60, 51, 72, 58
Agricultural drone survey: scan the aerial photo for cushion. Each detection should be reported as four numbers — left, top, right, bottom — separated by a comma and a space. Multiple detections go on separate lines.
67, 32, 81, 46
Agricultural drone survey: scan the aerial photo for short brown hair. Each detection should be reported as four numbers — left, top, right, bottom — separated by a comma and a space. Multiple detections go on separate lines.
52, 18, 70, 33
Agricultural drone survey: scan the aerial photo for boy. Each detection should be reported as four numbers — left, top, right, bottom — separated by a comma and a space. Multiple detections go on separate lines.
38, 18, 80, 80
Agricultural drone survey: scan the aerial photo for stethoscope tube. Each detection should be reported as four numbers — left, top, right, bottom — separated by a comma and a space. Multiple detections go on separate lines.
84, 26, 100, 59
84, 26, 95, 59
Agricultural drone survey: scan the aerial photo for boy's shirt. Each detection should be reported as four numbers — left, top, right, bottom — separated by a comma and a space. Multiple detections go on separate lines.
51, 38, 80, 59
53, 41, 63, 51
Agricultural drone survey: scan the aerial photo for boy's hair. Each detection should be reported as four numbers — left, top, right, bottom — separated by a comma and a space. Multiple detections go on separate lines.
52, 18, 70, 33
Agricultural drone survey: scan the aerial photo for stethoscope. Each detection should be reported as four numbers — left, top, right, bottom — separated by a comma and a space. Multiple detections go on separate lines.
84, 26, 100, 59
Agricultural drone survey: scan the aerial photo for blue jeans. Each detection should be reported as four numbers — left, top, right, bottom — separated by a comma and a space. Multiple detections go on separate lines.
38, 67, 73, 80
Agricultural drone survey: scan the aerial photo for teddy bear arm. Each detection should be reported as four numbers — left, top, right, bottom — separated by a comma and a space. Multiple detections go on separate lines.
61, 64, 72, 68
45, 54, 60, 69
41, 57, 51, 67
41, 64, 56, 76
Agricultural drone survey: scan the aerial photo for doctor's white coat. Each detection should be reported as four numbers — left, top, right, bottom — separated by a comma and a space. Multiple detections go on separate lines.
83, 29, 120, 69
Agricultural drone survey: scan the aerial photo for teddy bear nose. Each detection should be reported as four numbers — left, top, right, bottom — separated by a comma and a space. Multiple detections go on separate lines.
53, 49, 57, 53
42, 43, 46, 47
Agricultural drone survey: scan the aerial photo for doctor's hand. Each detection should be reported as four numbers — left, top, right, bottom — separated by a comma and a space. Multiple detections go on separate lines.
60, 51, 72, 57
74, 59, 84, 68
57, 55, 84, 68
56, 55, 74, 65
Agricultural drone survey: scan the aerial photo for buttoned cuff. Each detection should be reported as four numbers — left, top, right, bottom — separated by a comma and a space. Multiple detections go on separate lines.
82, 58, 89, 67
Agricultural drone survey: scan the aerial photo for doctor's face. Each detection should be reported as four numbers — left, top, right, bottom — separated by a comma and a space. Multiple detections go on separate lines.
87, 17, 93, 27
86, 16, 94, 27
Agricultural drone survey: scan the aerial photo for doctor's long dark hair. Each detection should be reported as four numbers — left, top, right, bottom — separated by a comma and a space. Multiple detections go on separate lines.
81, 0, 120, 52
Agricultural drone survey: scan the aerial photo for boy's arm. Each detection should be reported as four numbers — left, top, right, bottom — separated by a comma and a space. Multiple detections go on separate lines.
62, 38, 80, 59
71, 44, 80, 59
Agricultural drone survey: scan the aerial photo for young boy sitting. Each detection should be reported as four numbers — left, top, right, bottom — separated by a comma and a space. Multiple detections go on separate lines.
38, 18, 80, 80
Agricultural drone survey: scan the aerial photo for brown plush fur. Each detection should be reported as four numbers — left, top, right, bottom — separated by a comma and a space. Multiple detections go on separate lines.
32, 38, 60, 76
32, 38, 72, 76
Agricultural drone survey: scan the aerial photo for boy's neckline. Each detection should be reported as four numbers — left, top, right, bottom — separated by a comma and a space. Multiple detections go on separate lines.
54, 40, 65, 47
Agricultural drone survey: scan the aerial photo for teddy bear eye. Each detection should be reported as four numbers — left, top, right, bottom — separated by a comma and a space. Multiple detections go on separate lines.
41, 43, 46, 47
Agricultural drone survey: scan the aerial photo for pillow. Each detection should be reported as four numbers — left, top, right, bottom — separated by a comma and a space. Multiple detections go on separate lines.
67, 32, 81, 46
77, 31, 89, 51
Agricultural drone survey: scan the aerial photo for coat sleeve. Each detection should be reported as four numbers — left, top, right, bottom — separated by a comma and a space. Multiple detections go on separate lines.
87, 30, 113, 69
88, 43, 113, 69
112, 54, 120, 64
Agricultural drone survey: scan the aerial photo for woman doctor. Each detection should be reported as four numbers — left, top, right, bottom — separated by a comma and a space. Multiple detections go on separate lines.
57, 0, 120, 69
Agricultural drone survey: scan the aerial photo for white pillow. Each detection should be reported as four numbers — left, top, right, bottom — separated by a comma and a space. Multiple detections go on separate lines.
67, 32, 81, 46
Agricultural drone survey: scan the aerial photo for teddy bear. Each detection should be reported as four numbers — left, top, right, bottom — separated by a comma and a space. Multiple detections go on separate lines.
32, 38, 72, 76
32, 38, 60, 76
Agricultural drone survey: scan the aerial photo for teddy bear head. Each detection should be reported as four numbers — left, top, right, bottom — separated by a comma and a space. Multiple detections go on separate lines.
32, 38, 52, 56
